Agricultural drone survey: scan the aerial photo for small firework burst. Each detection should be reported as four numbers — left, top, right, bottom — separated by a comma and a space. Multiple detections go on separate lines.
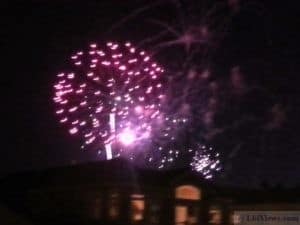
190, 144, 221, 179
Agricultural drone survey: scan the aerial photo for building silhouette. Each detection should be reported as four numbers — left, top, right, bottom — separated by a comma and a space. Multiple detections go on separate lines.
0, 158, 300, 225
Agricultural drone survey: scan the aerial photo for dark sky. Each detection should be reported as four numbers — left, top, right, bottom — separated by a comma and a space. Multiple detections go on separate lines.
2, 0, 300, 187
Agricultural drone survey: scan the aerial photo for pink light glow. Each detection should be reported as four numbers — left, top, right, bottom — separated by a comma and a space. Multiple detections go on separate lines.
118, 129, 136, 146
69, 127, 78, 134
119, 65, 126, 71
134, 106, 143, 114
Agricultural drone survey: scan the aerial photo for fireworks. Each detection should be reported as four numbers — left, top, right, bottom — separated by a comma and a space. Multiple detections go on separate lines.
52, 1, 230, 178
49, 0, 286, 182
190, 144, 221, 179
53, 41, 170, 160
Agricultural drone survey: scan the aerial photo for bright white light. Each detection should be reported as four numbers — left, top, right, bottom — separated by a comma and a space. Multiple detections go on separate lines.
118, 129, 136, 146
105, 144, 112, 160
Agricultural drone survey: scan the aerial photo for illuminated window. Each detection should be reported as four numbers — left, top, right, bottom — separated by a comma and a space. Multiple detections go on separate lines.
108, 192, 119, 219
209, 208, 222, 224
175, 185, 201, 200
175, 206, 199, 225
130, 194, 145, 222
231, 213, 241, 224
175, 186, 200, 225
175, 206, 188, 225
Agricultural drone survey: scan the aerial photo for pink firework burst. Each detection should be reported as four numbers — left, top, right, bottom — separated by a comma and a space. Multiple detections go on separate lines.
53, 41, 167, 160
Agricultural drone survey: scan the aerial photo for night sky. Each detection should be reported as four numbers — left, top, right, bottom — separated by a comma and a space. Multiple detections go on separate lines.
2, 0, 300, 187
